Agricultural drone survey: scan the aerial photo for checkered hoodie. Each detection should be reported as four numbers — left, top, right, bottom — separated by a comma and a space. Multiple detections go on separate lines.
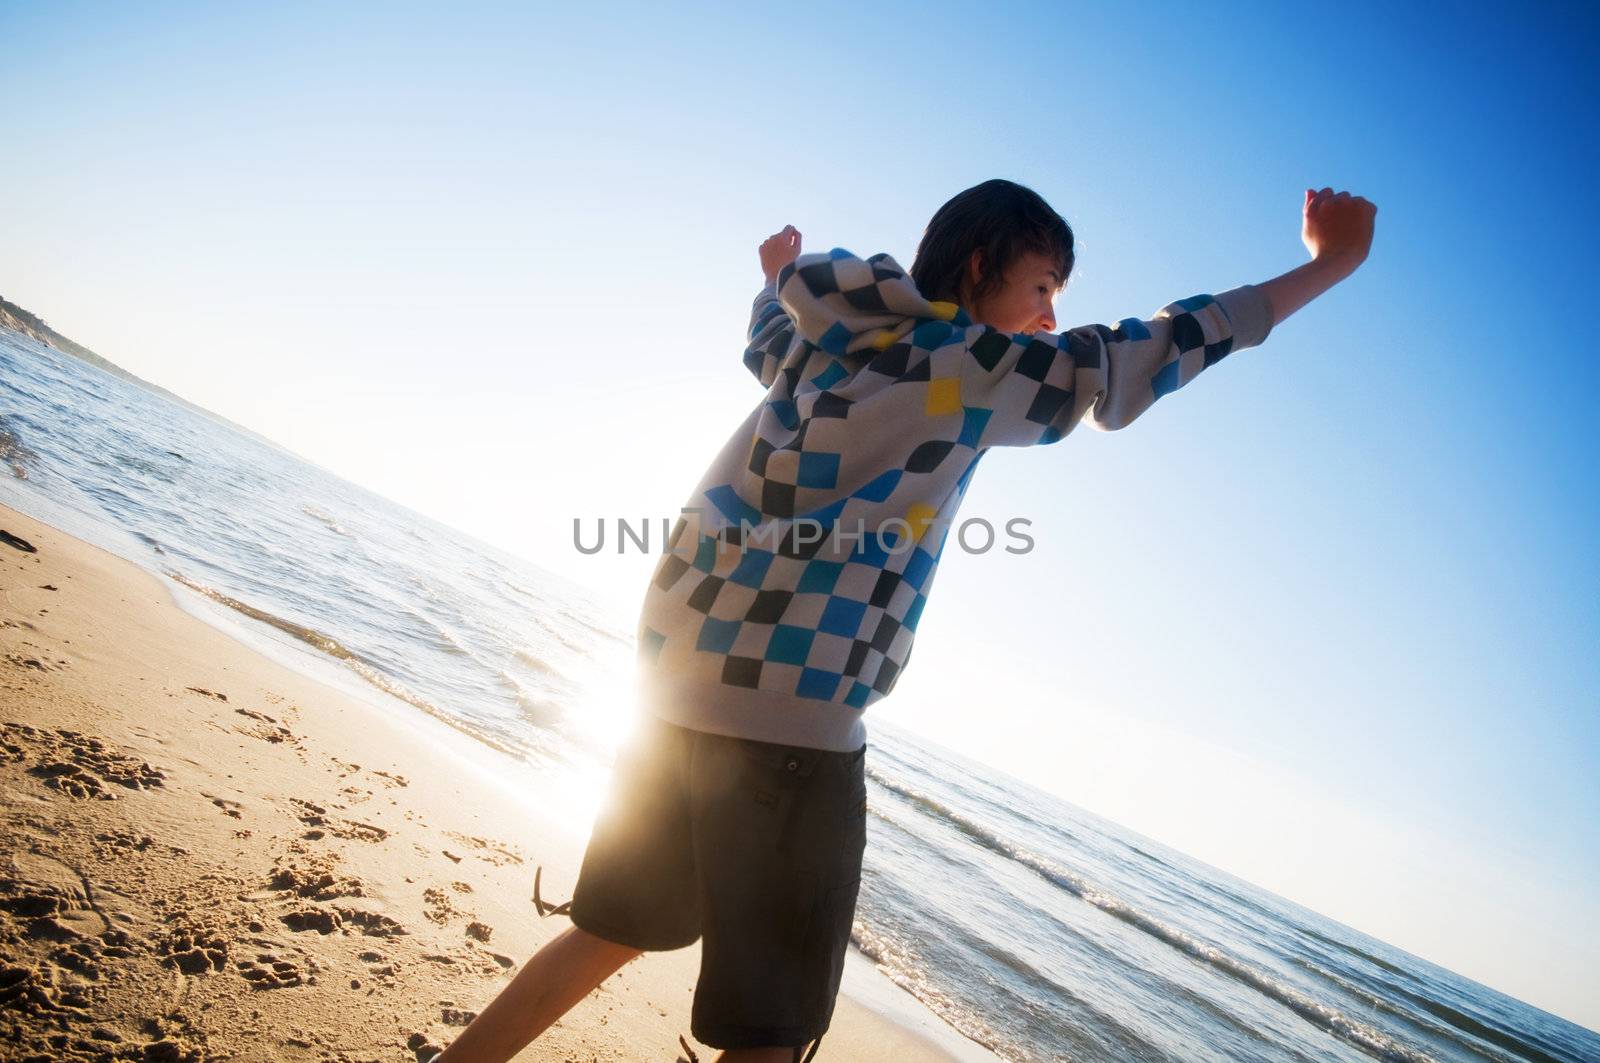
635, 248, 1274, 751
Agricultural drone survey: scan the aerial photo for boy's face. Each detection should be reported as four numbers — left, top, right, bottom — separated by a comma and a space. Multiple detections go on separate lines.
966, 249, 1064, 335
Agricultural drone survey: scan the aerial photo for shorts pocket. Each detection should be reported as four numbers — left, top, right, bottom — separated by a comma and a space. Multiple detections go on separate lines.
843, 763, 868, 845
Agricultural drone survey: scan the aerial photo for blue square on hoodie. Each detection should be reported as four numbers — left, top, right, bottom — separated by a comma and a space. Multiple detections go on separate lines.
912, 320, 954, 349
798, 452, 840, 489
696, 617, 741, 655
1151, 359, 1183, 400
810, 360, 848, 391
728, 548, 775, 588
797, 668, 841, 700
819, 321, 852, 355
959, 406, 992, 448
819, 596, 867, 639
852, 533, 890, 568
904, 592, 927, 630
903, 547, 935, 590
693, 535, 719, 572
797, 559, 843, 595
766, 624, 815, 666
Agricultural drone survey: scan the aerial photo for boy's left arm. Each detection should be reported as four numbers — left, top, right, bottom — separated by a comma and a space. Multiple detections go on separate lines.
742, 225, 804, 387
962, 284, 1275, 447
966, 187, 1375, 446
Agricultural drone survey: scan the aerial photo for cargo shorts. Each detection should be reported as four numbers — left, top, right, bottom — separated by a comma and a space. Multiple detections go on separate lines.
569, 714, 869, 1053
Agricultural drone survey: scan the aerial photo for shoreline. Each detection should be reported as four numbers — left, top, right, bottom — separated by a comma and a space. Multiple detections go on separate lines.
0, 501, 996, 1061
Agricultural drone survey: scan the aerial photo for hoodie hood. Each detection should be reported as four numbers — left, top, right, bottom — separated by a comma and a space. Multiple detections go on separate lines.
773, 248, 971, 358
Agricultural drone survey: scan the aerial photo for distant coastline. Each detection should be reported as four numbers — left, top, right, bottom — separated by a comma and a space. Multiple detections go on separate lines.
0, 294, 291, 457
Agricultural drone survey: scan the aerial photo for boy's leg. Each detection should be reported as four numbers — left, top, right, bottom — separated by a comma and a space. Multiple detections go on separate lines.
428, 717, 699, 1058
434, 924, 642, 1063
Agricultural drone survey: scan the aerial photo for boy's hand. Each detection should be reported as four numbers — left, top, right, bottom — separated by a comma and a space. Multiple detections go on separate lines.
1258, 188, 1378, 327
1302, 187, 1377, 272
760, 224, 803, 284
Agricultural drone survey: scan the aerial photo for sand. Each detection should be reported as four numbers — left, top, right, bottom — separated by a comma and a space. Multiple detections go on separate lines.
0, 503, 982, 1062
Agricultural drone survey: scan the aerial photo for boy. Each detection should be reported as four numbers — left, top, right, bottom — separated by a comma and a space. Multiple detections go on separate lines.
429, 180, 1376, 1062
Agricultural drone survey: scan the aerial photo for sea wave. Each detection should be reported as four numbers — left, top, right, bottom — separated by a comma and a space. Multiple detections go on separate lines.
533, 614, 593, 657
0, 417, 39, 480
867, 765, 1439, 1063
852, 920, 1016, 1061
162, 568, 526, 762
512, 646, 568, 681
398, 602, 471, 657
562, 609, 629, 646
1292, 957, 1530, 1063
300, 503, 355, 539
504, 579, 545, 604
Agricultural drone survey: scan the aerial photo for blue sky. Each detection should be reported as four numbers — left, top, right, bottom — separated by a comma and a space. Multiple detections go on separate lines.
3, 0, 1596, 1030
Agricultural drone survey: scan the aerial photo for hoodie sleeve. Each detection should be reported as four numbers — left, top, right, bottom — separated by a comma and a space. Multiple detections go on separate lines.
962, 284, 1275, 446
742, 282, 795, 388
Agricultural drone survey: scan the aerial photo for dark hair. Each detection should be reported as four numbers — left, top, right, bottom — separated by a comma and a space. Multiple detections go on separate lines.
910, 179, 1074, 307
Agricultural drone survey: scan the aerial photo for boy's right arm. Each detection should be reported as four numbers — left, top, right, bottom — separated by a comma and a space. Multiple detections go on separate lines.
743, 282, 793, 388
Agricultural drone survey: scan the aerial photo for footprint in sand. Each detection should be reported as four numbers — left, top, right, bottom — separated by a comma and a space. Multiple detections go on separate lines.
442, 831, 525, 867
421, 888, 466, 926
421, 888, 498, 949
329, 820, 388, 843
0, 845, 155, 1037
360, 950, 402, 982
260, 844, 408, 940
289, 797, 388, 842
91, 829, 157, 856
157, 918, 230, 974
3, 722, 166, 800
265, 850, 365, 902
0, 850, 135, 1010
0, 854, 107, 936
234, 950, 306, 989
279, 908, 341, 935
336, 908, 408, 938
0, 956, 95, 1016
277, 904, 407, 939
339, 783, 376, 806
231, 707, 300, 747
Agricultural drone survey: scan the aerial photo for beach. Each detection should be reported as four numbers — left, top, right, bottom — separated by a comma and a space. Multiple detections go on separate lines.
3, 317, 1591, 1063
0, 502, 976, 1062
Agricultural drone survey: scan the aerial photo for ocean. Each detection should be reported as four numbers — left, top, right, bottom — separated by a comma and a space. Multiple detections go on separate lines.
2, 325, 1595, 1063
